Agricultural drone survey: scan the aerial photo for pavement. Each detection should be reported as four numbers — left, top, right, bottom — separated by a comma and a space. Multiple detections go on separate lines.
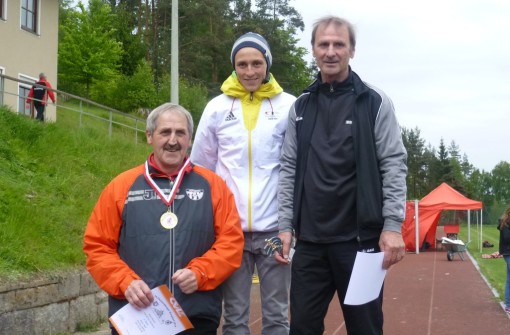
77, 249, 510, 334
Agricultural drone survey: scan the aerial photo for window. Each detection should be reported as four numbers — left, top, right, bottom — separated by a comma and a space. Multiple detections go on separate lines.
0, 0, 4, 20
21, 0, 37, 33
18, 75, 35, 117
0, 68, 4, 106
18, 85, 32, 116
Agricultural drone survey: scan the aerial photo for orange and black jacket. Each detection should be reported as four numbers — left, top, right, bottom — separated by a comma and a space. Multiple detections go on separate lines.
83, 157, 243, 321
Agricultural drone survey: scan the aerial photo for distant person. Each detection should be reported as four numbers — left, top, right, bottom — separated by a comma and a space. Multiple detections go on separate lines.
83, 103, 244, 335
498, 204, 510, 315
26, 73, 56, 121
276, 16, 408, 334
190, 32, 295, 334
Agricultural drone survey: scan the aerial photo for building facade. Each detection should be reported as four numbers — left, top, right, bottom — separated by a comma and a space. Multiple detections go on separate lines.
0, 0, 59, 121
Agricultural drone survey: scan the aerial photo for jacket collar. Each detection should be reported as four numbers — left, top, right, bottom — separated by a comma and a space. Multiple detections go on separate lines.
147, 153, 193, 179
220, 71, 283, 101
304, 67, 369, 97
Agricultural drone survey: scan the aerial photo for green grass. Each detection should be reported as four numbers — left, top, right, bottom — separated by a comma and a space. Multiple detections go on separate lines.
0, 105, 150, 281
57, 98, 147, 144
458, 222, 507, 303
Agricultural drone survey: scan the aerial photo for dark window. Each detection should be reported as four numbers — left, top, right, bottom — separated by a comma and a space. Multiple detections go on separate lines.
19, 85, 32, 116
21, 0, 38, 33
0, 69, 4, 105
0, 0, 4, 20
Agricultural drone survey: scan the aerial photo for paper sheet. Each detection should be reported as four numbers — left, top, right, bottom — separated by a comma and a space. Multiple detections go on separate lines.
344, 252, 387, 305
441, 237, 465, 245
110, 285, 193, 335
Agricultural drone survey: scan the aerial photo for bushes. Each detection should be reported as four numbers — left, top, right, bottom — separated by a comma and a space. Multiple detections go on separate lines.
88, 61, 208, 121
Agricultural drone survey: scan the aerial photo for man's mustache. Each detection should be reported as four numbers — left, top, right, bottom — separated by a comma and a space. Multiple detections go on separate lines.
164, 144, 181, 151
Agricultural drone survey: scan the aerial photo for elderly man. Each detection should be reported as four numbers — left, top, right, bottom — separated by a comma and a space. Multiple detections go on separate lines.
84, 103, 244, 335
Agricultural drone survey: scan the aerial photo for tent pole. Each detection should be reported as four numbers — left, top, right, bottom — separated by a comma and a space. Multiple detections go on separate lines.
475, 210, 478, 252
467, 209, 471, 243
480, 209, 483, 252
415, 200, 419, 255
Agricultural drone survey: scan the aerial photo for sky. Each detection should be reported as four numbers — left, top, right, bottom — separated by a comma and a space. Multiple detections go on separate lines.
291, 0, 509, 172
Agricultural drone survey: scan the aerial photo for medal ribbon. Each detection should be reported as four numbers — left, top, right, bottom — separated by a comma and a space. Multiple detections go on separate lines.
144, 158, 191, 207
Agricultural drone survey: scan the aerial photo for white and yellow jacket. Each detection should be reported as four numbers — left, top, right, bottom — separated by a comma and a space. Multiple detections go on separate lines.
191, 72, 296, 232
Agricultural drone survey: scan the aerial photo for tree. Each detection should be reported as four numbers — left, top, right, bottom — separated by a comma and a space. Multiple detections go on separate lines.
446, 140, 466, 193
402, 127, 427, 199
156, 74, 209, 126
109, 61, 159, 113
460, 153, 474, 179
178, 0, 235, 93
491, 161, 510, 204
447, 140, 461, 161
435, 139, 454, 185
58, 0, 123, 98
112, 2, 147, 77
246, 0, 313, 95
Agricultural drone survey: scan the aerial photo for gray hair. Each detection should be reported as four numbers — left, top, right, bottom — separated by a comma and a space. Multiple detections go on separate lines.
311, 16, 356, 51
146, 103, 194, 138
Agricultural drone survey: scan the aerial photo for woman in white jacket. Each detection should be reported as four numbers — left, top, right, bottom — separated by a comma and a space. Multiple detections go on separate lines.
190, 32, 295, 335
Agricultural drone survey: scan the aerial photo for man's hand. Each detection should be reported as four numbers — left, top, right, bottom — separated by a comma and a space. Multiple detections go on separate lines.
274, 231, 292, 265
172, 269, 198, 294
124, 280, 154, 310
379, 231, 405, 269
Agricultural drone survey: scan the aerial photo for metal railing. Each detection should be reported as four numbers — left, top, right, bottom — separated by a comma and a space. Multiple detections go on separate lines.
0, 73, 147, 144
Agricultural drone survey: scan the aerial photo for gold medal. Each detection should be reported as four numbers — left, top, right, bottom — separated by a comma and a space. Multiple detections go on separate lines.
160, 211, 178, 229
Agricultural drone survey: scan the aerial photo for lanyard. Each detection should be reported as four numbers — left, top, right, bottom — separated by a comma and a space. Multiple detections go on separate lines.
143, 158, 191, 207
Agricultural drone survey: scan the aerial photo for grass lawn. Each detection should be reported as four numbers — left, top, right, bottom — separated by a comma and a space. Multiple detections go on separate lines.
0, 104, 150, 282
458, 222, 506, 303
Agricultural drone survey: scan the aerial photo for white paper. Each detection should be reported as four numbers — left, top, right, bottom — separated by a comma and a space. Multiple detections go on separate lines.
289, 247, 296, 261
441, 237, 465, 245
110, 285, 193, 335
344, 252, 387, 305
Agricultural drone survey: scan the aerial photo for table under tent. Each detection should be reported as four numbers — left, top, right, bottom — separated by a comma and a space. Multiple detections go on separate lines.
402, 183, 483, 256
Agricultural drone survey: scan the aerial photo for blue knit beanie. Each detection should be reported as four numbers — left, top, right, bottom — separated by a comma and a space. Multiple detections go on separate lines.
231, 32, 272, 79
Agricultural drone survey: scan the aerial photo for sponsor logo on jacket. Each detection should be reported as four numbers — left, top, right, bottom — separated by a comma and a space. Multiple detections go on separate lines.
225, 111, 237, 121
186, 189, 204, 200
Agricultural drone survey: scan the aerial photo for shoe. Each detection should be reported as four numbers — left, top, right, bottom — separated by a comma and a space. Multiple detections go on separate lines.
505, 306, 510, 315
252, 274, 260, 284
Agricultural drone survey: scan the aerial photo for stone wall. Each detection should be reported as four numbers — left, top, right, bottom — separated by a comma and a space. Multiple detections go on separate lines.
0, 269, 108, 335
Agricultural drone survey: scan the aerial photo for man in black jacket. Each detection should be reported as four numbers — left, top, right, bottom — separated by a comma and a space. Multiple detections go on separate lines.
276, 16, 408, 335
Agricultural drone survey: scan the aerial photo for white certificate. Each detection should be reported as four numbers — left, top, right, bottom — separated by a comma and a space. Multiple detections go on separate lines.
344, 252, 387, 305
110, 285, 193, 335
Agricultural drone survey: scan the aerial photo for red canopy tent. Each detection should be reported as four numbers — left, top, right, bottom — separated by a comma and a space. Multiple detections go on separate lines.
402, 183, 483, 252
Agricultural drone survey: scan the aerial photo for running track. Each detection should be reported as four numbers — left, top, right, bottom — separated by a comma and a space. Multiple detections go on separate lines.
81, 250, 510, 334
242, 250, 510, 334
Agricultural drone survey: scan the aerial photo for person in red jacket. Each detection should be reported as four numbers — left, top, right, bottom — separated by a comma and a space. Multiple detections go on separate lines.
26, 73, 56, 121
84, 103, 244, 335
